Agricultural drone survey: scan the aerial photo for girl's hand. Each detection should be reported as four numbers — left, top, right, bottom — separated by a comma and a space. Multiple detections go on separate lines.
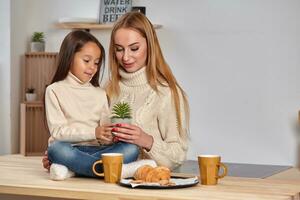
112, 124, 154, 151
95, 124, 114, 145
42, 150, 51, 171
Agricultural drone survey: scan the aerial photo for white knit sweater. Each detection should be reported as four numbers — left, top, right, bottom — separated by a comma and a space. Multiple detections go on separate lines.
45, 72, 109, 145
110, 67, 188, 169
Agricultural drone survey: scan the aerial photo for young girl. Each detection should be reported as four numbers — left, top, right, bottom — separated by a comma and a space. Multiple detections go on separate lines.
45, 30, 139, 180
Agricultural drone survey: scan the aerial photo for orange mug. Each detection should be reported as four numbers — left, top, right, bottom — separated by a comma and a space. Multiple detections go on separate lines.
198, 155, 228, 185
92, 153, 123, 183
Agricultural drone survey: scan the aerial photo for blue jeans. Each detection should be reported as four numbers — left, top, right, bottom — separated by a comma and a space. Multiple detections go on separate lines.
48, 141, 139, 178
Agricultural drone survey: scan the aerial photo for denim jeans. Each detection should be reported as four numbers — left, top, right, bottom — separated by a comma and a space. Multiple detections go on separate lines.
47, 141, 139, 178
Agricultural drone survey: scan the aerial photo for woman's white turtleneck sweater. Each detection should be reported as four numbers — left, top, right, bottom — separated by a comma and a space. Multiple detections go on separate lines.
110, 67, 188, 169
45, 72, 108, 145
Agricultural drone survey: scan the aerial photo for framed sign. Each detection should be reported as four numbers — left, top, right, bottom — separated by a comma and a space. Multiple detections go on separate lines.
99, 0, 132, 24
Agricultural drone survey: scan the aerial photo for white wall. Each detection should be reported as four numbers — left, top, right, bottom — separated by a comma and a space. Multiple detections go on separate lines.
10, 0, 30, 154
0, 0, 11, 155
8, 0, 300, 165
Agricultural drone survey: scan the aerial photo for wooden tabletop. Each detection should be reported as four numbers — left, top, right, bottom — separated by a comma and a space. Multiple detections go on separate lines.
0, 155, 299, 200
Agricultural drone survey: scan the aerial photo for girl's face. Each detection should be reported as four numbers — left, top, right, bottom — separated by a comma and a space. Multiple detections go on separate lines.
70, 42, 101, 83
114, 28, 147, 73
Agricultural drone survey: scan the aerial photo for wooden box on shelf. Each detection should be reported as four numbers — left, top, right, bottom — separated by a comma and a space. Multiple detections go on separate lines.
20, 102, 49, 156
20, 52, 58, 156
22, 52, 58, 101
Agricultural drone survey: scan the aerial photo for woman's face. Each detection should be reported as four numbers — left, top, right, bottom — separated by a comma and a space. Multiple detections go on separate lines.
70, 42, 101, 83
114, 28, 147, 73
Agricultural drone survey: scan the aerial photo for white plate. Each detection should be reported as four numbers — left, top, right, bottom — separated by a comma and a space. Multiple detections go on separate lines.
119, 175, 199, 189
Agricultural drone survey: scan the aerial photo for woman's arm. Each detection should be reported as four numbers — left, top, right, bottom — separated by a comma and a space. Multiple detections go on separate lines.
145, 88, 188, 169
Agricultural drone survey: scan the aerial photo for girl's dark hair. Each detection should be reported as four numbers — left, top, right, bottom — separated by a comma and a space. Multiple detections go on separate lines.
51, 30, 105, 86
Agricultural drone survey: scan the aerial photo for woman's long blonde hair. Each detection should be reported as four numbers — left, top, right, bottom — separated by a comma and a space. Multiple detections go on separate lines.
106, 11, 189, 137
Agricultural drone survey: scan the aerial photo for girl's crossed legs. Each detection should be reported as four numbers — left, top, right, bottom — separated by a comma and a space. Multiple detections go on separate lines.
48, 141, 139, 178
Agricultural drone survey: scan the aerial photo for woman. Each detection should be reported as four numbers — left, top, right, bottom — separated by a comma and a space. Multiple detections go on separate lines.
101, 11, 190, 169
43, 11, 189, 172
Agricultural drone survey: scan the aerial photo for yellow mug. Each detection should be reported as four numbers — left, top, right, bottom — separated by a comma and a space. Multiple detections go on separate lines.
198, 155, 228, 185
92, 153, 123, 183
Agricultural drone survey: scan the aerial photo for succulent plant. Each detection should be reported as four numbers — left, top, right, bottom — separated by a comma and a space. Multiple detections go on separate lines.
111, 102, 132, 119
32, 32, 45, 43
26, 87, 35, 93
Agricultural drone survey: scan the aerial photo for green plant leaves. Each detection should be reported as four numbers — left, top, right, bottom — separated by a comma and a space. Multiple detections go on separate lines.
32, 32, 45, 43
111, 102, 132, 119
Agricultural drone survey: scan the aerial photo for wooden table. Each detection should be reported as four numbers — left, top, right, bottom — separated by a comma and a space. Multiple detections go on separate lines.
0, 155, 299, 200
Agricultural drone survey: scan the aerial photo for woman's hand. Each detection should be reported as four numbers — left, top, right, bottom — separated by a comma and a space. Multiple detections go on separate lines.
112, 123, 154, 151
42, 150, 51, 171
95, 124, 114, 145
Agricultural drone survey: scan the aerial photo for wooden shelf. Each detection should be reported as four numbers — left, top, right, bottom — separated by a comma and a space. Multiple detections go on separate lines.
20, 53, 58, 156
22, 52, 58, 102
20, 103, 48, 156
25, 52, 58, 57
55, 22, 162, 30
22, 101, 43, 107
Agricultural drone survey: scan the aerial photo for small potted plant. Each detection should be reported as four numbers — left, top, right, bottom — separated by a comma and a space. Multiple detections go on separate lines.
111, 102, 132, 141
30, 32, 45, 52
25, 87, 37, 102
111, 102, 132, 124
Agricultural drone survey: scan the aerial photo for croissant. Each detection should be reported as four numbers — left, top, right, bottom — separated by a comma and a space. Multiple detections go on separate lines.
133, 165, 154, 181
133, 165, 173, 186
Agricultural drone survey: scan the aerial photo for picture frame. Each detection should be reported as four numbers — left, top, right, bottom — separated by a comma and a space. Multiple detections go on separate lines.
99, 0, 132, 24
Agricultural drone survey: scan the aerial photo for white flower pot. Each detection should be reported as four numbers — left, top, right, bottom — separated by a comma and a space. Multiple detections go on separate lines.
26, 93, 37, 102
30, 42, 45, 52
111, 118, 132, 124
111, 118, 131, 137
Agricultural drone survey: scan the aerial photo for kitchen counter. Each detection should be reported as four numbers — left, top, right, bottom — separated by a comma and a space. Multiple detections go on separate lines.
0, 155, 299, 200
174, 160, 291, 178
